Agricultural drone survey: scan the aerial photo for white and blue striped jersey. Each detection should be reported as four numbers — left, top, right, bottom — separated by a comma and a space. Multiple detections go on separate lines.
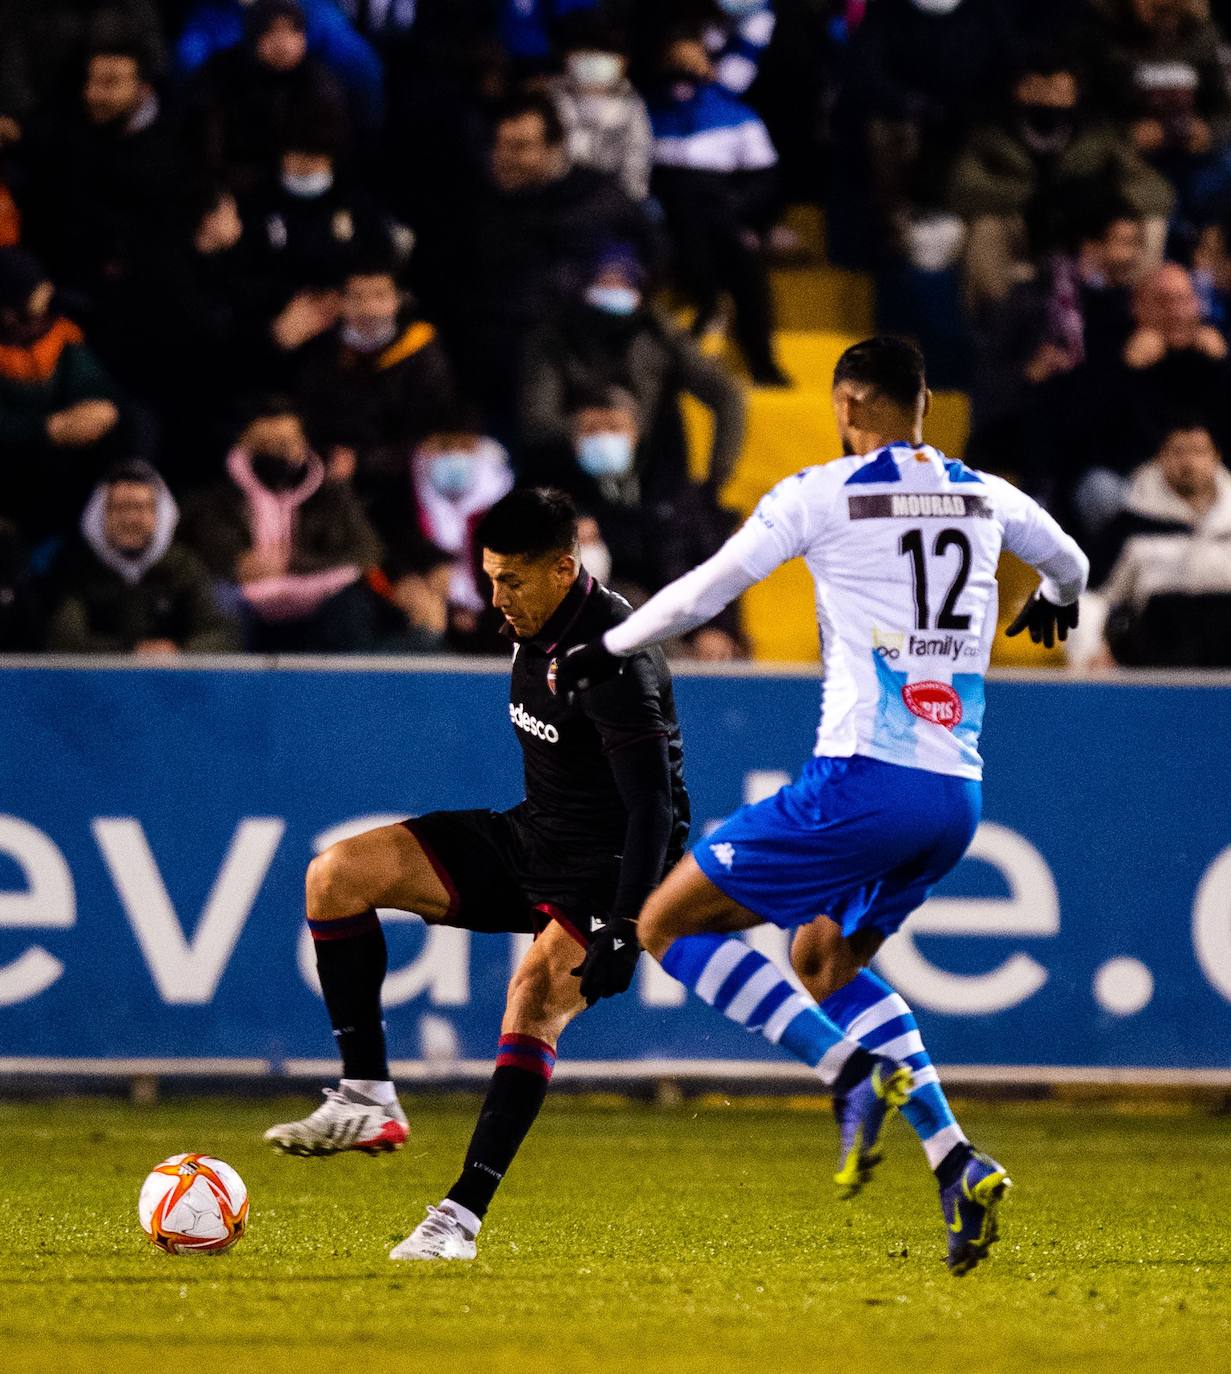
605, 444, 1089, 782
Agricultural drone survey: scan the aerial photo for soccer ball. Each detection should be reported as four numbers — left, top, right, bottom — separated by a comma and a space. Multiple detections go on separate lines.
138, 1153, 249, 1254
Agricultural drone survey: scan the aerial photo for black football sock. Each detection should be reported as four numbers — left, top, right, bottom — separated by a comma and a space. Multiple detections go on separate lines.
307, 909, 390, 1081
445, 1035, 558, 1224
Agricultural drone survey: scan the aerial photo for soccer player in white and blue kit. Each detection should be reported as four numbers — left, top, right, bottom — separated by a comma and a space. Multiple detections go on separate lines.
558, 338, 1089, 1274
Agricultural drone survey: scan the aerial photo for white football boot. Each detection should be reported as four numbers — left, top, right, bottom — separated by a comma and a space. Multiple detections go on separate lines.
389, 1203, 479, 1261
264, 1086, 409, 1157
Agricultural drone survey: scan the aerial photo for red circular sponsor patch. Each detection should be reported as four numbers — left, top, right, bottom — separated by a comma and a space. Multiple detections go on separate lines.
901, 680, 963, 730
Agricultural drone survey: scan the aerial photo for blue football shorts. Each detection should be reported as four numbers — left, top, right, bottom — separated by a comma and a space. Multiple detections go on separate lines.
693, 753, 981, 938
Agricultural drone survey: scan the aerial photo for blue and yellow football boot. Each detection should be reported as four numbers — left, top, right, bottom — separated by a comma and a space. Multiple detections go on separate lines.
939, 1149, 1011, 1275
832, 1060, 909, 1198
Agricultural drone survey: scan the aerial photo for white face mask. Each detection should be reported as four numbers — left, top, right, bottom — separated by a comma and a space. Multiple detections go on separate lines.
281, 169, 333, 199
340, 318, 398, 353
567, 52, 623, 90
910, 0, 963, 14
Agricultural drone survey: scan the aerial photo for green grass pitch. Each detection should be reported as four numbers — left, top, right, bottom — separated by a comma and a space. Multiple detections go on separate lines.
2, 1094, 1229, 1374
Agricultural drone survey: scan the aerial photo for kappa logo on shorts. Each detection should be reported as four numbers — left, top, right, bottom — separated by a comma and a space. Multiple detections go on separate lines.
710, 842, 736, 870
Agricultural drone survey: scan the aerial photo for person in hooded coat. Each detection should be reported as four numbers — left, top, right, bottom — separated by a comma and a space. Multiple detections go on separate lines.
45, 458, 237, 653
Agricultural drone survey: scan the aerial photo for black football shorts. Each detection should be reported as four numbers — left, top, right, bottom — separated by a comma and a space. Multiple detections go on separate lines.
402, 809, 608, 948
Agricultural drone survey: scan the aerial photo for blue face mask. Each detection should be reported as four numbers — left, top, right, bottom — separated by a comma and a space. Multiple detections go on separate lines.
577, 432, 635, 479
716, 0, 766, 15
427, 453, 475, 499
585, 285, 641, 316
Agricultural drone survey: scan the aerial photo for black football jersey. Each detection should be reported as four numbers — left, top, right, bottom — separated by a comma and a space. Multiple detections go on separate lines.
503, 570, 690, 896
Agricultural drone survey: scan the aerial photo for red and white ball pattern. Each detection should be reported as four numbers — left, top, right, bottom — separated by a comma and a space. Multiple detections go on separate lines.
138, 1153, 249, 1254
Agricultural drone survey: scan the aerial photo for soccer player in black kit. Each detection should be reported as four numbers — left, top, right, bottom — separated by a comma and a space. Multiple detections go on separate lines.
265, 488, 689, 1260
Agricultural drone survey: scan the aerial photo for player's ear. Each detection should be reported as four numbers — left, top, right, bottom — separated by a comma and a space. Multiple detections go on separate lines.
921, 387, 933, 422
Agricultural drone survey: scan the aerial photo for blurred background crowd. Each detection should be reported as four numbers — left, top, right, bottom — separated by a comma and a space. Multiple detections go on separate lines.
0, 0, 1228, 667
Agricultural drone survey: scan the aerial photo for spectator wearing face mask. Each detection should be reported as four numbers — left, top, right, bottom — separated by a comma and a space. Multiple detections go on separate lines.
297, 263, 460, 542
183, 395, 383, 651
520, 244, 745, 508
454, 92, 656, 429
405, 424, 516, 650
550, 16, 653, 202
19, 41, 185, 314
0, 249, 122, 541
45, 460, 237, 654
241, 122, 409, 348
562, 384, 746, 658
178, 0, 383, 132
647, 31, 789, 386
1069, 421, 1231, 668
185, 0, 350, 197
1099, 0, 1231, 226
950, 49, 1174, 307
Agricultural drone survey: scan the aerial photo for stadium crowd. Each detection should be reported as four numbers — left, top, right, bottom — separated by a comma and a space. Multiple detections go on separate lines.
0, 0, 1228, 666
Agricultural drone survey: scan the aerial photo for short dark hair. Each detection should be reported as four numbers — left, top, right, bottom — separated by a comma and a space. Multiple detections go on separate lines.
476, 488, 579, 560
103, 458, 160, 489
492, 92, 566, 147
86, 41, 154, 82
242, 392, 300, 426
833, 336, 927, 410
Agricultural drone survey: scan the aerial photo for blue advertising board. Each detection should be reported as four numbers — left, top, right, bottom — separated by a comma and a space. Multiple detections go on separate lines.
1, 661, 1230, 1078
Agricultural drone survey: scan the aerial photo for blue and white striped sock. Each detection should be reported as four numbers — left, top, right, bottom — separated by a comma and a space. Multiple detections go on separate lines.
820, 968, 968, 1171
660, 934, 874, 1091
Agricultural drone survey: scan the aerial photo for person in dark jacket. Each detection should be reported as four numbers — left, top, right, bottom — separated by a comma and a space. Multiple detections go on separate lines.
182, 395, 383, 651
0, 249, 122, 540
184, 0, 350, 197
453, 91, 657, 428
46, 460, 237, 653
18, 40, 187, 314
519, 243, 745, 506
297, 263, 458, 542
240, 120, 408, 332
0, 0, 165, 140
177, 0, 383, 133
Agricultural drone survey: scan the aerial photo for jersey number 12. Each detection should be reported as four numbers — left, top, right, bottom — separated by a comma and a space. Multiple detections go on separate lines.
899, 528, 972, 631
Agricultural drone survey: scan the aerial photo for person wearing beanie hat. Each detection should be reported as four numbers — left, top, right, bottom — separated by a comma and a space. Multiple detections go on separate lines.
45, 459, 238, 654
0, 249, 122, 540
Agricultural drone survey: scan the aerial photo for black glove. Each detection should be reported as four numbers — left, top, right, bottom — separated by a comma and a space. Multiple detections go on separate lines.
571, 917, 640, 1005
1005, 592, 1079, 649
555, 640, 624, 704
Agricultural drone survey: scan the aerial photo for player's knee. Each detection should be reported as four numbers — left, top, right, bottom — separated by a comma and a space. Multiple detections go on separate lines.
305, 843, 368, 920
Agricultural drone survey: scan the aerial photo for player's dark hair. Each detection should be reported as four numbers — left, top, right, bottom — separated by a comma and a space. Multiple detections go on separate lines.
833, 336, 927, 411
491, 92, 566, 147
476, 488, 579, 560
